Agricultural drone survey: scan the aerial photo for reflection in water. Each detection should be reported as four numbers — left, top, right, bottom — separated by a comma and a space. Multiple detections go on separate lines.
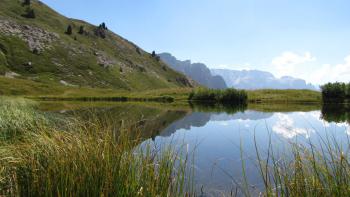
149, 105, 350, 195
272, 113, 312, 139
40, 102, 190, 140
160, 111, 274, 137
321, 104, 350, 123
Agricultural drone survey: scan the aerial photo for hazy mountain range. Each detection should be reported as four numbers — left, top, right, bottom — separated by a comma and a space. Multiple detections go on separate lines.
211, 69, 317, 90
159, 53, 316, 90
159, 53, 227, 89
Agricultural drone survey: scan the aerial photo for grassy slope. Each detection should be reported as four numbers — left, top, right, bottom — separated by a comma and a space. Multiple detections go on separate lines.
0, 0, 193, 90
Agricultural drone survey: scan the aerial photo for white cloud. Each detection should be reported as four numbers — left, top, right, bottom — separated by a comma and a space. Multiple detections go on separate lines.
271, 51, 316, 77
309, 55, 350, 84
272, 113, 313, 139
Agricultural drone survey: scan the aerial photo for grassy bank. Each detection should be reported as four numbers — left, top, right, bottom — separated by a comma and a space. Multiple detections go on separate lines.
247, 89, 321, 103
0, 97, 193, 196
0, 77, 322, 104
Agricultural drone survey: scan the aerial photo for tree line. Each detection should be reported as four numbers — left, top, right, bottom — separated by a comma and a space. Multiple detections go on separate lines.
321, 82, 350, 102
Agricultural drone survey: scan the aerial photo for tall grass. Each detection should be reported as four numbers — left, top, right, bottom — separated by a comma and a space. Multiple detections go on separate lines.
0, 97, 49, 141
189, 88, 247, 104
253, 133, 350, 196
0, 97, 193, 196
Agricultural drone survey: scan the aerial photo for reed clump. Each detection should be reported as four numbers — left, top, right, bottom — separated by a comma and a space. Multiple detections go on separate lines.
254, 134, 350, 196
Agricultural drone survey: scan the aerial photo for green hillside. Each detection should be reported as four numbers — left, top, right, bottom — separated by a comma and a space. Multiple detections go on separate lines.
0, 0, 194, 91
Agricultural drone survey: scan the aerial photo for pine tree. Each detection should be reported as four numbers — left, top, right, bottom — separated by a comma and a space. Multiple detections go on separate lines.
66, 25, 72, 35
151, 51, 156, 57
101, 22, 107, 30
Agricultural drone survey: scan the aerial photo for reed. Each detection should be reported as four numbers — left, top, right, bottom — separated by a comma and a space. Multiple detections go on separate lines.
253, 132, 350, 196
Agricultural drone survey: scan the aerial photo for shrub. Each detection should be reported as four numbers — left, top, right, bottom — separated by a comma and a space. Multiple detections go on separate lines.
22, 8, 35, 18
22, 0, 30, 6
321, 82, 347, 102
346, 83, 350, 99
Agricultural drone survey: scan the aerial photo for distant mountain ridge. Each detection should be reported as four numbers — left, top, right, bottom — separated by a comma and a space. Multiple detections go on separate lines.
159, 53, 227, 89
211, 69, 317, 90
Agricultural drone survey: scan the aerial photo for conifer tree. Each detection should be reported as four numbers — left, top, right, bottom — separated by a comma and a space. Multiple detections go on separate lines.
78, 26, 84, 34
66, 25, 72, 35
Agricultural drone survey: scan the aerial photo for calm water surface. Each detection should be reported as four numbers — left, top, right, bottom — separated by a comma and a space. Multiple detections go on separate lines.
41, 102, 350, 195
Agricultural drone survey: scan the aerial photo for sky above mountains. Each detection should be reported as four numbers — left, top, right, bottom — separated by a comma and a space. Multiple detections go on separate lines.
41, 0, 350, 85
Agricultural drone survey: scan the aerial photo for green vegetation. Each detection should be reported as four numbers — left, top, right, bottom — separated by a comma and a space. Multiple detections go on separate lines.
321, 103, 350, 123
248, 103, 320, 112
247, 89, 321, 103
23, 0, 31, 6
189, 88, 248, 104
65, 24, 72, 35
0, 97, 193, 196
253, 133, 350, 196
321, 82, 350, 103
0, 77, 323, 105
22, 7, 35, 19
0, 77, 66, 96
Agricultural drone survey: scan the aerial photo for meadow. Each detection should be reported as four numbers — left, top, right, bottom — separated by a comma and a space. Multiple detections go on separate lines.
0, 77, 321, 104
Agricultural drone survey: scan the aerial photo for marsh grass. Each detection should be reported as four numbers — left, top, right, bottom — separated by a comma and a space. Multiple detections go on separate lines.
252, 132, 350, 196
0, 97, 194, 196
0, 97, 49, 141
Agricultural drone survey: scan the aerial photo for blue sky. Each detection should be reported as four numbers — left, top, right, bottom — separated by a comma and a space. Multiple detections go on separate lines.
41, 0, 350, 84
